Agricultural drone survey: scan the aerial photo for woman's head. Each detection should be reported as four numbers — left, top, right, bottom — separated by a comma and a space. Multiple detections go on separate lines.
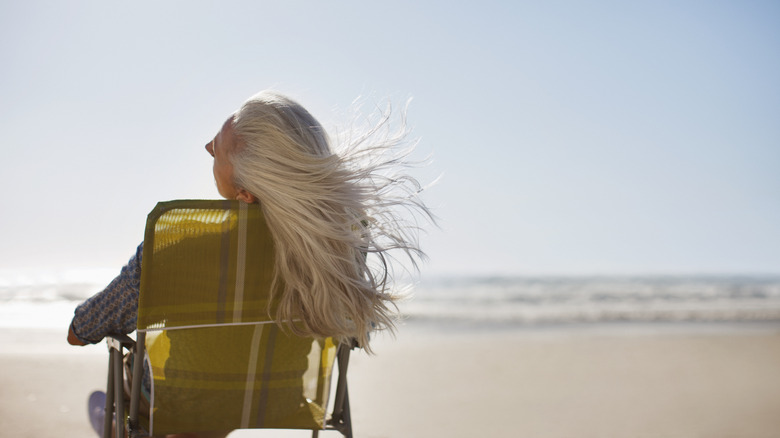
205, 90, 330, 204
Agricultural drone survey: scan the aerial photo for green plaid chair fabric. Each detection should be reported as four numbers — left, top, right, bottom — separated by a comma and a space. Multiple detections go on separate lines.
103, 200, 353, 438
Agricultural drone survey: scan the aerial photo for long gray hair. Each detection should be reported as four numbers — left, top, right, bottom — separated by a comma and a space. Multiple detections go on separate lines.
230, 90, 431, 351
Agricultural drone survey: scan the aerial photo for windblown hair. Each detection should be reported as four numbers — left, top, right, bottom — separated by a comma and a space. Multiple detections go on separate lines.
230, 90, 431, 351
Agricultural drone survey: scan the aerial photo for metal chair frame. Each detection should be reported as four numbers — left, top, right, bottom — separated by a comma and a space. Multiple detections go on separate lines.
104, 332, 355, 438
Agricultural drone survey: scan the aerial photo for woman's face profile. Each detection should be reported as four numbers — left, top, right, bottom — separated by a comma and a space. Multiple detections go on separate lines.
206, 117, 241, 200
205, 117, 258, 204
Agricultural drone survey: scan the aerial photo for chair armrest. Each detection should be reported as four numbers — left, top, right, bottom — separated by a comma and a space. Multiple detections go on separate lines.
106, 333, 136, 352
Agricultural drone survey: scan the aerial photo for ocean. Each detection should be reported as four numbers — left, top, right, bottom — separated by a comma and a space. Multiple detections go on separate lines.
2, 271, 780, 331
405, 275, 780, 327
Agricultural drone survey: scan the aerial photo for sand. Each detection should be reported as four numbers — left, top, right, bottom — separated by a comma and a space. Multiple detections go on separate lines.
2, 323, 779, 438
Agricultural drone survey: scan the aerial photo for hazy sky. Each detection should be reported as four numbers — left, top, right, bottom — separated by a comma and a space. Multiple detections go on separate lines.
1, 1, 778, 277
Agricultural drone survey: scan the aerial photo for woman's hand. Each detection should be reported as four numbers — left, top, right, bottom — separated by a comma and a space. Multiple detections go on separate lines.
67, 325, 86, 346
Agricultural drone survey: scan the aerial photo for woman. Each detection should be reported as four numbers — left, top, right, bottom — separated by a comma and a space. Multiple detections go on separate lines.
68, 90, 432, 437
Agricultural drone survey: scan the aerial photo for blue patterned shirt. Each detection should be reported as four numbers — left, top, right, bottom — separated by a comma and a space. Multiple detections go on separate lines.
70, 243, 144, 344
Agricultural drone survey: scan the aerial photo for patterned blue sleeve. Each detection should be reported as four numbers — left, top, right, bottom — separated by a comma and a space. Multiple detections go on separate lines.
70, 243, 144, 344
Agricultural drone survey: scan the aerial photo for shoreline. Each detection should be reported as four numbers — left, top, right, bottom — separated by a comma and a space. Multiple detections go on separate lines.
396, 318, 780, 337
3, 319, 779, 353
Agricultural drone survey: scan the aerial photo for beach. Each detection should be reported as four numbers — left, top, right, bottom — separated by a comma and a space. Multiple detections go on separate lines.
2, 323, 779, 438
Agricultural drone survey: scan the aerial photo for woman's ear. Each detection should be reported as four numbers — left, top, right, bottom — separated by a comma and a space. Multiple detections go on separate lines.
236, 189, 258, 204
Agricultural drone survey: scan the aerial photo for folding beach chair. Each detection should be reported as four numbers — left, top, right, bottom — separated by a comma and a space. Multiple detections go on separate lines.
102, 200, 354, 438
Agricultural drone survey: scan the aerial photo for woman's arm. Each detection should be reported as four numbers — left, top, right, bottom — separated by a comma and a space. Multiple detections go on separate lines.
67, 243, 144, 345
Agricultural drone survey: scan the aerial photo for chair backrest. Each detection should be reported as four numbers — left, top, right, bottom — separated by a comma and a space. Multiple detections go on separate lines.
136, 200, 338, 436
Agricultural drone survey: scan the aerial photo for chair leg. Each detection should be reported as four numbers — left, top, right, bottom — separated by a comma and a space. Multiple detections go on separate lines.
341, 386, 352, 438
327, 342, 354, 437
113, 348, 126, 438
331, 344, 351, 420
104, 349, 116, 438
